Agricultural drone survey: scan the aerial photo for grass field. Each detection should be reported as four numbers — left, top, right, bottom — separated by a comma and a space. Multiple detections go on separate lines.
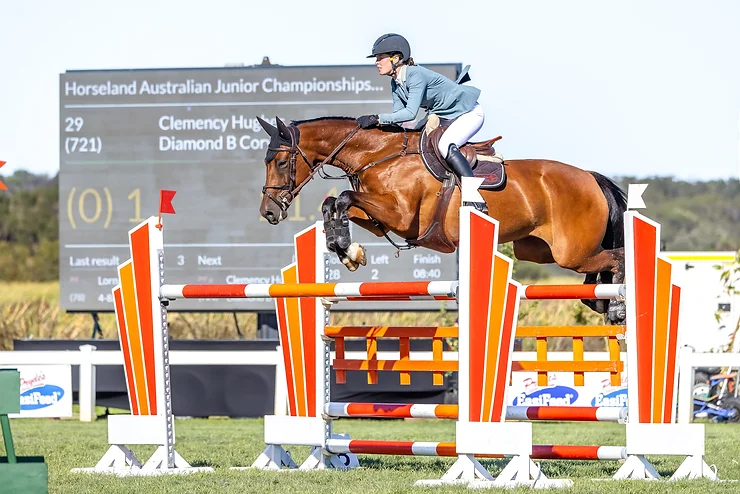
5, 416, 740, 493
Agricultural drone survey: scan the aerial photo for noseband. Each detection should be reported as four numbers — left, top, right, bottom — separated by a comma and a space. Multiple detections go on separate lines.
262, 124, 361, 213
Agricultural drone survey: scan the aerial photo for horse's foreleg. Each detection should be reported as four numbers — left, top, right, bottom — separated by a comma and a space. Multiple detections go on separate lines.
321, 196, 361, 271
321, 197, 339, 253
334, 191, 410, 268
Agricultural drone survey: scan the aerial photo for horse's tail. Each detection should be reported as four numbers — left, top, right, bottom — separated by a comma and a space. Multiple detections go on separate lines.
589, 171, 627, 249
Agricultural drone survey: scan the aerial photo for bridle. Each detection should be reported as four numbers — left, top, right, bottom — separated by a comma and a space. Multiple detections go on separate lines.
263, 122, 424, 253
262, 124, 361, 213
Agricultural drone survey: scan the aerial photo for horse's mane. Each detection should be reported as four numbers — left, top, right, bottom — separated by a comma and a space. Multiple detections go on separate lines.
291, 116, 420, 134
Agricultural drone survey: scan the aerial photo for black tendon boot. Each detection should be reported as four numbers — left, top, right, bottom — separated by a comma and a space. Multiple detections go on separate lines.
445, 144, 488, 214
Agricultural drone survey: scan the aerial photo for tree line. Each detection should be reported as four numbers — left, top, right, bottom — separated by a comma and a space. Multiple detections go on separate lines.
0, 171, 738, 282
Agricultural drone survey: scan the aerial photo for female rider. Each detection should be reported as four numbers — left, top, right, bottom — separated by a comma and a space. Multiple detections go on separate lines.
357, 33, 487, 212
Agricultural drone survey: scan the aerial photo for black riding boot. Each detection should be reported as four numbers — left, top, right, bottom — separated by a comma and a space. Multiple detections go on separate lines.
445, 144, 488, 214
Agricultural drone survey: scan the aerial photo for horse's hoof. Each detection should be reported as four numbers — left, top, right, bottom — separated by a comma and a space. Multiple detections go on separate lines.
607, 301, 626, 324
340, 256, 359, 271
347, 243, 367, 266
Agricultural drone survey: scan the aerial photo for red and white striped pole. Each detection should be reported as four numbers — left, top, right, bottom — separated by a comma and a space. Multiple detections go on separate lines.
326, 439, 626, 461
324, 402, 627, 422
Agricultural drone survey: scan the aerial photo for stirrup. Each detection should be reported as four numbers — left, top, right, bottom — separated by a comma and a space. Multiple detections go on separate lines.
463, 201, 488, 214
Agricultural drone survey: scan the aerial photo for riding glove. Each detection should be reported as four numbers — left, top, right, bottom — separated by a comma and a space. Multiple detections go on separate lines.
357, 115, 379, 129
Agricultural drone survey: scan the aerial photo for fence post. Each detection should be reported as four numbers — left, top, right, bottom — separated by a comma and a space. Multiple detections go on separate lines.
78, 345, 97, 422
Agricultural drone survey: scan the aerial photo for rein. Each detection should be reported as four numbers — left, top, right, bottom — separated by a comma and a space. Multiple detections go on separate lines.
263, 124, 422, 253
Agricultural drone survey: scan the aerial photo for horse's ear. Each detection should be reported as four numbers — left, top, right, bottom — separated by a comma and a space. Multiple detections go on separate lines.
275, 117, 291, 141
257, 116, 278, 138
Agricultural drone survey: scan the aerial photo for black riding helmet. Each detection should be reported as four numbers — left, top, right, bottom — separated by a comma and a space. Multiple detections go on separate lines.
367, 33, 411, 62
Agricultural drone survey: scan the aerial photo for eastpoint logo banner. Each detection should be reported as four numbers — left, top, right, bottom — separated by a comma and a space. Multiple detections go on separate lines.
591, 387, 628, 407
0, 365, 72, 418
512, 385, 580, 406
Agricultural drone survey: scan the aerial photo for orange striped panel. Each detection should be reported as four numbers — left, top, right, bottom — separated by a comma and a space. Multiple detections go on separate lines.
399, 338, 410, 385
294, 226, 317, 417
113, 286, 139, 415
467, 213, 496, 422
130, 222, 158, 415
652, 258, 672, 423
608, 336, 622, 386
481, 254, 508, 422
573, 336, 585, 386
366, 337, 378, 384
276, 264, 298, 416
335, 337, 346, 384
490, 280, 518, 422
118, 261, 149, 415
633, 216, 657, 423
432, 337, 444, 385
282, 264, 307, 416
663, 284, 681, 423
536, 336, 548, 385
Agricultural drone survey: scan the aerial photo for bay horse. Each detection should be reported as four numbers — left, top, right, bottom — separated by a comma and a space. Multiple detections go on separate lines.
257, 116, 627, 322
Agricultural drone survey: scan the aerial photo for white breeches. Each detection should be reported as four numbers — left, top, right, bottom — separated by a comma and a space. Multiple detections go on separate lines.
438, 103, 485, 159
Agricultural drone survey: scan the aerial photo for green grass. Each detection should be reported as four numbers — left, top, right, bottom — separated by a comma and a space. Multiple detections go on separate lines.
4, 418, 740, 493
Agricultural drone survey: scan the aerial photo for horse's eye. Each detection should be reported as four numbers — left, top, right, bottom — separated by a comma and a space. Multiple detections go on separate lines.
276, 159, 288, 169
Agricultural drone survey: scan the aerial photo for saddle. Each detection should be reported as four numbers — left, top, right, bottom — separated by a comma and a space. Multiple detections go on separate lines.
409, 116, 507, 252
420, 115, 506, 189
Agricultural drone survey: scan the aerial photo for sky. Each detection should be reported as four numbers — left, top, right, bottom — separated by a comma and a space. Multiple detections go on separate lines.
1, 0, 739, 181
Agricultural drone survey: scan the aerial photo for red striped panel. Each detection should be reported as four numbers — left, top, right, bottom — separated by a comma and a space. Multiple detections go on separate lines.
663, 285, 681, 423
130, 224, 157, 415
295, 226, 317, 417
491, 280, 517, 422
468, 213, 497, 422
633, 216, 657, 423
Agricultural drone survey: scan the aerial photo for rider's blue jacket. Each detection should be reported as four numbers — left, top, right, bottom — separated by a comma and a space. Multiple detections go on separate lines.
377, 65, 481, 125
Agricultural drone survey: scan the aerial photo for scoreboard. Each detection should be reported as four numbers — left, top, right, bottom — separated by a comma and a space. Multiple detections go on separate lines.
59, 63, 461, 311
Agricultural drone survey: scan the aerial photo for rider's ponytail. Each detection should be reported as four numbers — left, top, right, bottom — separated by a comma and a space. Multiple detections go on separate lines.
406, 57, 416, 66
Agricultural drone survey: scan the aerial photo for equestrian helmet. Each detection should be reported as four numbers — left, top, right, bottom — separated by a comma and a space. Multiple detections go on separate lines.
367, 33, 411, 62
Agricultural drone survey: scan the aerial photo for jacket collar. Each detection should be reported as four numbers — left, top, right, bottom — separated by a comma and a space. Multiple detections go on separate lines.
393, 64, 407, 85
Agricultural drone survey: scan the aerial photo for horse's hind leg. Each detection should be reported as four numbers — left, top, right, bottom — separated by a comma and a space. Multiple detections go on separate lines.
556, 247, 626, 324
606, 248, 626, 323
581, 273, 606, 314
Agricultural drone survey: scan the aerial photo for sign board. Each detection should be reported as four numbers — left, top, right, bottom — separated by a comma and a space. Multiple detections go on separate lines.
508, 368, 628, 408
0, 365, 73, 418
59, 63, 463, 311
665, 252, 738, 352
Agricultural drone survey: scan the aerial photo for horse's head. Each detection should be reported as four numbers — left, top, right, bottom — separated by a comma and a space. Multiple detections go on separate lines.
257, 116, 312, 225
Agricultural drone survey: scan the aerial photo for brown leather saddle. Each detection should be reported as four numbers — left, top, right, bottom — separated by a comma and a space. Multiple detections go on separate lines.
409, 122, 506, 252
420, 124, 506, 189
